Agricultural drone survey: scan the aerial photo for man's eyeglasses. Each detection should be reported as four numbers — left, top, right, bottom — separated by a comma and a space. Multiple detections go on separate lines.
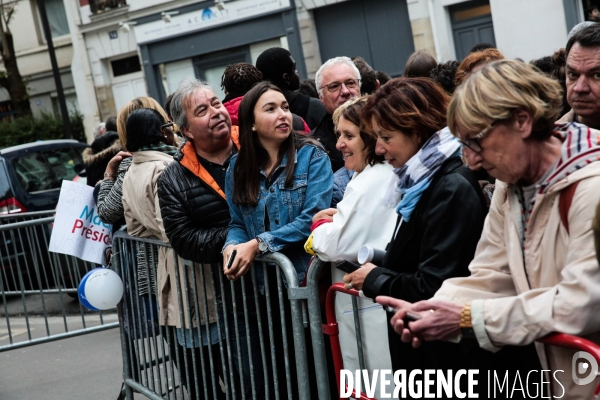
458, 120, 498, 153
320, 79, 361, 93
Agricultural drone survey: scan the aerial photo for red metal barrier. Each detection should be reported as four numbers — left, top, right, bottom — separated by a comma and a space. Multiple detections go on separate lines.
323, 282, 600, 399
539, 333, 600, 397
322, 282, 374, 400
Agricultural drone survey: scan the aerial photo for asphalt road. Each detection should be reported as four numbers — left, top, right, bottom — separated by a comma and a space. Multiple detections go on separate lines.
0, 326, 125, 400
0, 294, 183, 400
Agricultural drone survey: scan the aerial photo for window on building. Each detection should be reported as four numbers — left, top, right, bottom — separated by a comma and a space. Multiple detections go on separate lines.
582, 0, 600, 21
45, 0, 70, 38
111, 56, 142, 78
89, 0, 128, 15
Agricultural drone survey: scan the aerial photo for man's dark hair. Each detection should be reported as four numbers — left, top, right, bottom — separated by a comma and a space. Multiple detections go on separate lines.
351, 56, 378, 94
221, 63, 263, 96
429, 60, 460, 94
530, 56, 555, 76
404, 51, 437, 78
469, 43, 496, 53
376, 71, 392, 85
298, 79, 318, 98
255, 47, 294, 86
164, 94, 174, 121
105, 116, 117, 132
566, 23, 600, 57
125, 108, 166, 152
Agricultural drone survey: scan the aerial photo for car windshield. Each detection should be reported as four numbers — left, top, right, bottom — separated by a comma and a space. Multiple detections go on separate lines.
13, 146, 85, 193
43, 147, 84, 182
14, 152, 57, 193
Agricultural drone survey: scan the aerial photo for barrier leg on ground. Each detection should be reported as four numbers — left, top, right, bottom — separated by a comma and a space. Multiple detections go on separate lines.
113, 230, 315, 400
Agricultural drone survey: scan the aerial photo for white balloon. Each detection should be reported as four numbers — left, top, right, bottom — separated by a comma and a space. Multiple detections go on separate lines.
84, 268, 124, 310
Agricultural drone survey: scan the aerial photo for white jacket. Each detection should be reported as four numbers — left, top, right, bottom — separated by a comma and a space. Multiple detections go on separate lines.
312, 162, 397, 262
312, 162, 396, 391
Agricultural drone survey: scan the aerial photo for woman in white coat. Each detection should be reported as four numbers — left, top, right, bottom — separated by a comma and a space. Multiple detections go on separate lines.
307, 96, 395, 390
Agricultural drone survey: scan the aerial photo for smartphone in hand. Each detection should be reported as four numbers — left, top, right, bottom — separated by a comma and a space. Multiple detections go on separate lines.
334, 260, 361, 274
226, 249, 237, 270
385, 307, 423, 328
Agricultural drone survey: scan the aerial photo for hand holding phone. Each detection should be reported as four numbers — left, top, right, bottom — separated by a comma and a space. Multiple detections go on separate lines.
385, 307, 423, 328
334, 260, 361, 274
226, 249, 237, 270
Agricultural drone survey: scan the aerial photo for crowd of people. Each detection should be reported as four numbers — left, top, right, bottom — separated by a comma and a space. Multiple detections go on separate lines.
85, 21, 600, 399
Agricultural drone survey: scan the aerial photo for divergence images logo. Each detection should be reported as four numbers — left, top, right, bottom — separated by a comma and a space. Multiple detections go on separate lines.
572, 351, 599, 386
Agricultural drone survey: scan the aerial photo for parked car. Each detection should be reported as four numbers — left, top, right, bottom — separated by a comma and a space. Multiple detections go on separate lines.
0, 140, 88, 214
0, 140, 92, 292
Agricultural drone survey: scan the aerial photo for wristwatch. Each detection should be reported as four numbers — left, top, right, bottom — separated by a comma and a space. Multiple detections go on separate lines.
460, 303, 476, 339
256, 236, 268, 254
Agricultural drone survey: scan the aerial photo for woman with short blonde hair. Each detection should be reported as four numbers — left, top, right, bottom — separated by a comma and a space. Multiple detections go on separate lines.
449, 59, 563, 142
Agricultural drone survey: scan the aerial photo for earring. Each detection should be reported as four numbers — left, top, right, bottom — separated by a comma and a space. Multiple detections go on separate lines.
252, 127, 256, 132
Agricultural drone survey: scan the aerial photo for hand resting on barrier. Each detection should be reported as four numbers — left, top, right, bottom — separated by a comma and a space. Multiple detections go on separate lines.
342, 262, 377, 290
223, 239, 259, 281
376, 296, 462, 348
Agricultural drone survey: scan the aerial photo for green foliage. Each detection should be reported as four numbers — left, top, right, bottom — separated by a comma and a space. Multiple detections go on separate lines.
0, 111, 86, 149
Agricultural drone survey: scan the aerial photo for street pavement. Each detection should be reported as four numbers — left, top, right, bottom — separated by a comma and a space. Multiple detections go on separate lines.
0, 293, 184, 400
0, 319, 135, 400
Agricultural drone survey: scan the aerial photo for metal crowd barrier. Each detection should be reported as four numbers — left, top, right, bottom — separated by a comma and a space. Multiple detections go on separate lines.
0, 211, 117, 351
322, 282, 372, 400
112, 231, 314, 400
308, 258, 600, 400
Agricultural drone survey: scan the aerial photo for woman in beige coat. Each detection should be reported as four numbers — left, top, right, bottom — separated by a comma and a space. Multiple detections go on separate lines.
121, 107, 225, 399
378, 59, 600, 398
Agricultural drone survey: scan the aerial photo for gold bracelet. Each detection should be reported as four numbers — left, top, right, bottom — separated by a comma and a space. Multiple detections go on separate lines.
460, 303, 473, 328
103, 172, 117, 180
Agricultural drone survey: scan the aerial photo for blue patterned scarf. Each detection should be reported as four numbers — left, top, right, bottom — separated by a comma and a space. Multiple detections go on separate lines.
380, 127, 462, 221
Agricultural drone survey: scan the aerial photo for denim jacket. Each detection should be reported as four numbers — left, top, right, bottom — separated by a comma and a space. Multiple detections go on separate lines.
224, 144, 333, 285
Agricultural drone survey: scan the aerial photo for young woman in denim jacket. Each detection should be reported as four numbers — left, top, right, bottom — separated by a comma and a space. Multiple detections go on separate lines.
222, 82, 332, 399
222, 82, 333, 283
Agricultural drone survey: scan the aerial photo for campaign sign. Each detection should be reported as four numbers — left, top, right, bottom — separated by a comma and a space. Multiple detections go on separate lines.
49, 181, 112, 264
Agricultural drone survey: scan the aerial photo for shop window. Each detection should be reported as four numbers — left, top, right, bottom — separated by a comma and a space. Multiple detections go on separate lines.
582, 0, 600, 21
111, 56, 142, 78
89, 0, 127, 15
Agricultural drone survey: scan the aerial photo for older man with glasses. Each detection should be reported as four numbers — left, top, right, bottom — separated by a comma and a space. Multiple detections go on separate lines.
378, 59, 600, 398
310, 56, 362, 172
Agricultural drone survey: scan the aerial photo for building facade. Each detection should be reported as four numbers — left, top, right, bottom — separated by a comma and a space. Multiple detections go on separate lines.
72, 0, 416, 135
0, 0, 78, 120
18, 0, 592, 142
407, 0, 584, 62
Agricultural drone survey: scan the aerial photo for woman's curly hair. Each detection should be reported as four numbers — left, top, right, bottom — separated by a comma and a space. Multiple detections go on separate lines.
430, 60, 460, 95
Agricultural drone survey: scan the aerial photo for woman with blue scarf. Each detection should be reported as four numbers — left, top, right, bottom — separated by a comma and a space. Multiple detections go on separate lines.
342, 78, 540, 391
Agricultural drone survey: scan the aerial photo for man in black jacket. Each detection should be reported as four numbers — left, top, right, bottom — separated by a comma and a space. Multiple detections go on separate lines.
157, 78, 263, 400
311, 56, 362, 172
256, 47, 326, 130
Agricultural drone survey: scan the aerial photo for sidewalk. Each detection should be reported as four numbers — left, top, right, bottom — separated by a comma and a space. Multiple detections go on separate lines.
0, 324, 127, 400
